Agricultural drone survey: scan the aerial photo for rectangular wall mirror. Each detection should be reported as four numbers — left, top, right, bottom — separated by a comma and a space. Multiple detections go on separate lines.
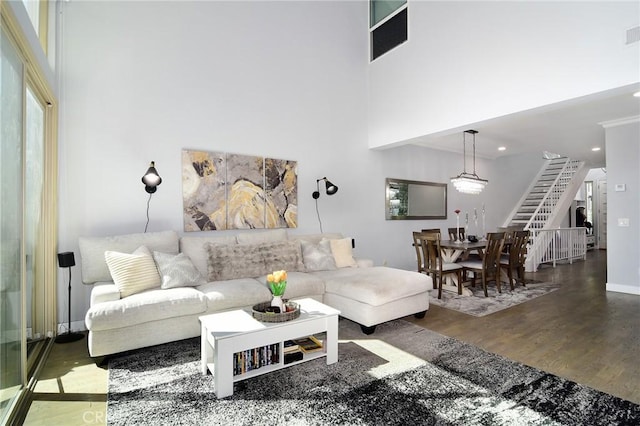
386, 178, 447, 220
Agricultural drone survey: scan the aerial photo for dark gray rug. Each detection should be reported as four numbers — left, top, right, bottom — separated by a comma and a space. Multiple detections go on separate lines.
428, 280, 560, 316
108, 319, 639, 425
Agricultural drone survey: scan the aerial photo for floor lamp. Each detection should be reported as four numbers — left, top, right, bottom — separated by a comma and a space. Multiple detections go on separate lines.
56, 252, 84, 343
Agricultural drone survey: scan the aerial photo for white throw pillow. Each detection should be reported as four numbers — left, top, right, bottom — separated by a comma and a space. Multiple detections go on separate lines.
153, 251, 206, 289
104, 245, 161, 297
329, 238, 358, 268
300, 239, 337, 271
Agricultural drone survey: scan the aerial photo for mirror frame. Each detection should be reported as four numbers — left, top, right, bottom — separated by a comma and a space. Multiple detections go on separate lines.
385, 178, 448, 220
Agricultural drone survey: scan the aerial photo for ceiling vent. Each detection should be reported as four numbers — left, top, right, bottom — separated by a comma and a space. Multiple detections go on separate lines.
627, 26, 640, 44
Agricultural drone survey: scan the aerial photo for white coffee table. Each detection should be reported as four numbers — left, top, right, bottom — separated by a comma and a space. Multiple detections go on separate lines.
199, 298, 340, 398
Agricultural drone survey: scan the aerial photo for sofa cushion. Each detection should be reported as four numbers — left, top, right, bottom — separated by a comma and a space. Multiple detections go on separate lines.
237, 229, 287, 245
90, 283, 121, 306
79, 230, 179, 284
300, 239, 337, 271
329, 238, 358, 268
153, 251, 206, 289
85, 287, 207, 332
206, 240, 304, 281
314, 266, 431, 307
198, 278, 272, 312
104, 246, 161, 297
179, 235, 237, 277
288, 232, 344, 244
256, 271, 325, 299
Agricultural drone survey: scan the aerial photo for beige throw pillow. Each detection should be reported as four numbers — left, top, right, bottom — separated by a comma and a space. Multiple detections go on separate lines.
104, 245, 161, 297
329, 238, 358, 268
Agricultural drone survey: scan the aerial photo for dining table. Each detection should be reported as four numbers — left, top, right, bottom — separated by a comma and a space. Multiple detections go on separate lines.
438, 239, 487, 296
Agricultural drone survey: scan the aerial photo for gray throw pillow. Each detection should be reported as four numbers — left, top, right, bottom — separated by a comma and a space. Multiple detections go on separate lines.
206, 240, 304, 282
153, 251, 206, 289
300, 239, 337, 271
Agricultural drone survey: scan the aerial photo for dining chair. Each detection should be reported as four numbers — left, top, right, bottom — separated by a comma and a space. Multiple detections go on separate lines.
421, 229, 441, 236
447, 227, 465, 241
501, 230, 515, 255
500, 230, 530, 290
420, 233, 463, 299
412, 231, 427, 276
458, 232, 505, 297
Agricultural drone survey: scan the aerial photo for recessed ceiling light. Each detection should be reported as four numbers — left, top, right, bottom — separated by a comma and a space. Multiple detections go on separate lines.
634, 91, 640, 97
592, 147, 601, 151
498, 146, 506, 151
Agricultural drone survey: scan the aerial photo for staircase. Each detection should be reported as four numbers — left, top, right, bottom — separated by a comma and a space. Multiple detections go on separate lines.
503, 157, 589, 271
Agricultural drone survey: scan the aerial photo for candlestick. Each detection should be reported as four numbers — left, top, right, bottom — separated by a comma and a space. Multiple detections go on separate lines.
482, 205, 486, 240
474, 208, 478, 231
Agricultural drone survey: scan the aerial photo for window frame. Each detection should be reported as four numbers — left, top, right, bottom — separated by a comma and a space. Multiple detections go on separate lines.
369, 0, 409, 62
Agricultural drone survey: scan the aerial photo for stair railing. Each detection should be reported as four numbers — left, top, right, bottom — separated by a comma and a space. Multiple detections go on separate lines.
501, 158, 563, 227
524, 159, 579, 232
525, 159, 585, 271
527, 228, 587, 269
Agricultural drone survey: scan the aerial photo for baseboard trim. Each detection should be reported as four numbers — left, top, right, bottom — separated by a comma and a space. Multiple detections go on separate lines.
606, 282, 640, 295
57, 320, 87, 334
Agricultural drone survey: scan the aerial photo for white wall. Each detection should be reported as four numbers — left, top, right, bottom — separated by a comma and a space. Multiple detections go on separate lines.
58, 1, 546, 325
57, 1, 608, 327
604, 119, 640, 295
369, 1, 640, 148
57, 0, 368, 325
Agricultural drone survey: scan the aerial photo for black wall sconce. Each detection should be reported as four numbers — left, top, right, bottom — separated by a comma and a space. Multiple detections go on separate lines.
312, 177, 338, 233
142, 161, 162, 193
312, 177, 338, 199
56, 252, 84, 343
142, 161, 162, 232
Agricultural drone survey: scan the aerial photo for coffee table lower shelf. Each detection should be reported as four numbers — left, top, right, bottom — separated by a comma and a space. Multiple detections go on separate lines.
200, 298, 340, 398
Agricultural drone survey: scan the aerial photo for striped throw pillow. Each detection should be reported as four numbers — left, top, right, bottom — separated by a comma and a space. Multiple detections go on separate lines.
104, 245, 161, 297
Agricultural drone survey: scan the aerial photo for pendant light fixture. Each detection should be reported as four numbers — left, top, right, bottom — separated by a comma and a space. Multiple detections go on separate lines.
451, 130, 488, 195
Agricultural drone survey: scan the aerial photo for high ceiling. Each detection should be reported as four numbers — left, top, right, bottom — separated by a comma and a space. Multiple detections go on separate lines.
407, 84, 640, 168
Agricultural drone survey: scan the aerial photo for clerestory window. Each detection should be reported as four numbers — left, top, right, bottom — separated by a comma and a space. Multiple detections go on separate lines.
370, 0, 408, 61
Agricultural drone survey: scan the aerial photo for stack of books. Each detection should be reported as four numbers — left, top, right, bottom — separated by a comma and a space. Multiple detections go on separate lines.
283, 336, 323, 364
284, 340, 303, 364
233, 343, 279, 375
292, 336, 323, 353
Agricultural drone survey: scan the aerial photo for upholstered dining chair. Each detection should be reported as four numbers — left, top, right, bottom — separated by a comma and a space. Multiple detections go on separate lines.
458, 232, 505, 297
499, 230, 530, 290
420, 233, 463, 299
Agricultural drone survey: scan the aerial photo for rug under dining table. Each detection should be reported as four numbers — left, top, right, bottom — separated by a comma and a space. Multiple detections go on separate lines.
428, 279, 560, 316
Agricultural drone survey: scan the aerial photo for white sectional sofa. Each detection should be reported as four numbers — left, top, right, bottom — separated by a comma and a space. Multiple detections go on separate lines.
80, 229, 431, 357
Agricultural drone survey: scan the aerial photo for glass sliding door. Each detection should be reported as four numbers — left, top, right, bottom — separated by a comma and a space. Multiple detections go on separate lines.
25, 87, 45, 348
0, 27, 26, 423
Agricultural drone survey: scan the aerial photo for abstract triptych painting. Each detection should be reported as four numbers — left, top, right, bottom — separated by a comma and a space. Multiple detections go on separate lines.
182, 150, 297, 231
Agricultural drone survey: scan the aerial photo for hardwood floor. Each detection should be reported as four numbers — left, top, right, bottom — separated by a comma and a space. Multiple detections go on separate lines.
408, 249, 640, 405
21, 250, 639, 425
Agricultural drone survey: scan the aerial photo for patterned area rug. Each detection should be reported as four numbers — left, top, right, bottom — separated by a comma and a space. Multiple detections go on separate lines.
107, 319, 639, 425
428, 280, 560, 316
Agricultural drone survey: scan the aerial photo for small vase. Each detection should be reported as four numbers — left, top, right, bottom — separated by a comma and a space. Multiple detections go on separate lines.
271, 295, 284, 312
